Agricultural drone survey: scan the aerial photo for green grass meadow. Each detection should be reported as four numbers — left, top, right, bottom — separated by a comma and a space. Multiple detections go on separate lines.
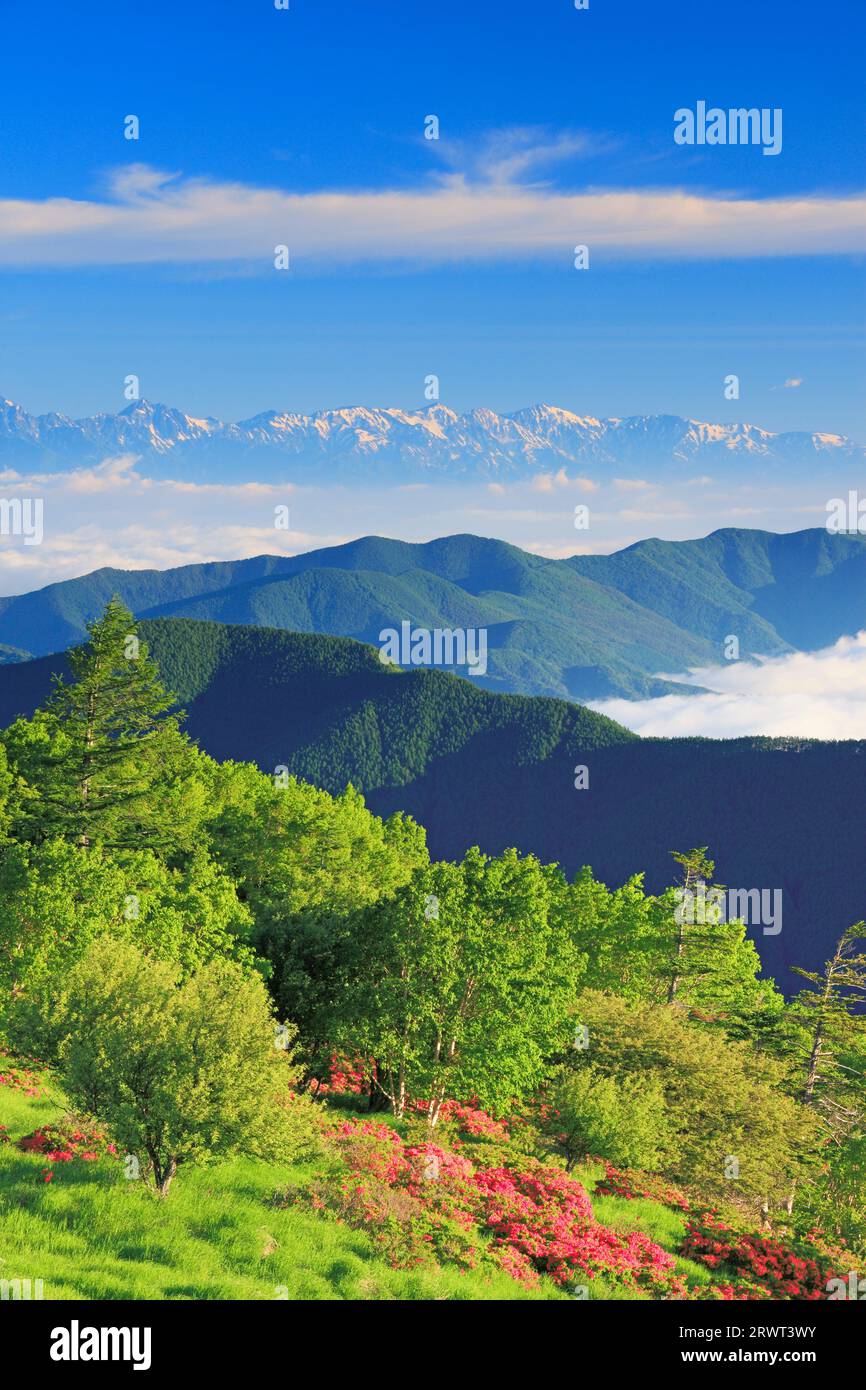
0, 1082, 712, 1302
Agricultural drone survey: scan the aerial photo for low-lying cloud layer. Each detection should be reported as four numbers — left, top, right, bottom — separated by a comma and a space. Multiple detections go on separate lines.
590, 634, 866, 739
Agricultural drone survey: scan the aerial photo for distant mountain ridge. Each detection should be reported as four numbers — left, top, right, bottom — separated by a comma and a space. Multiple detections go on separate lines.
1, 528, 864, 702
1, 396, 862, 481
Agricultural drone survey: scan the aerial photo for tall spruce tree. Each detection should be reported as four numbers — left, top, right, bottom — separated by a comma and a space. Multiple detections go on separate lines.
7, 598, 192, 850
792, 924, 866, 1118
667, 847, 718, 1004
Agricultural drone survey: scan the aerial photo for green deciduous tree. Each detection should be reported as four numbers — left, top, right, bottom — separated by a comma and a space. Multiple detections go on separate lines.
335, 847, 580, 1126
567, 858, 784, 1037
0, 840, 256, 1003
205, 760, 427, 920
570, 990, 819, 1214
207, 761, 429, 1066
542, 1064, 671, 1172
49, 939, 315, 1195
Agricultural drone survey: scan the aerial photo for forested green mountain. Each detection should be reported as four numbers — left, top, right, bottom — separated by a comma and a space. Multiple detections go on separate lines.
569, 526, 866, 654
0, 618, 636, 790
0, 615, 862, 993
2, 527, 863, 700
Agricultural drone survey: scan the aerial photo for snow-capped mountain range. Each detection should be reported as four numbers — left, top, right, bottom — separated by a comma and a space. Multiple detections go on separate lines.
0, 397, 862, 482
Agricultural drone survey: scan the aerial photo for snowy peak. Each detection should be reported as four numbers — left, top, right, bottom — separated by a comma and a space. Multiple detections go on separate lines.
0, 396, 861, 481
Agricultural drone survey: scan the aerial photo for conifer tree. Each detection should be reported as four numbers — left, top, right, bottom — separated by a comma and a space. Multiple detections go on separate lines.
792, 924, 866, 1118
777, 925, 866, 1218
9, 598, 189, 849
667, 846, 717, 1004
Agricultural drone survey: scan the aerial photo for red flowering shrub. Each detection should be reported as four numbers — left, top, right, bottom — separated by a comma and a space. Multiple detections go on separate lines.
277, 1151, 487, 1274
702, 1280, 772, 1301
18, 1119, 120, 1183
293, 1116, 686, 1296
331, 1120, 411, 1183
681, 1213, 836, 1301
404, 1142, 475, 1188
448, 1103, 509, 1139
322, 1054, 366, 1095
411, 1100, 510, 1141
474, 1164, 685, 1295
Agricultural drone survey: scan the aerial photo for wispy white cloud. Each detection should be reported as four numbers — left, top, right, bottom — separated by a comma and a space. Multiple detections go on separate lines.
0, 460, 323, 591
590, 634, 866, 739
0, 159, 864, 268
433, 125, 612, 186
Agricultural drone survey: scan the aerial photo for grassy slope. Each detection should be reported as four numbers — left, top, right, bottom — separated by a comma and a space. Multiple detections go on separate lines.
574, 1162, 711, 1296
0, 1081, 706, 1302
0, 1080, 555, 1301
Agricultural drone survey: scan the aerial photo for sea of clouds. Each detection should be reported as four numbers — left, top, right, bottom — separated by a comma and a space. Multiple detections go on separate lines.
590, 633, 866, 740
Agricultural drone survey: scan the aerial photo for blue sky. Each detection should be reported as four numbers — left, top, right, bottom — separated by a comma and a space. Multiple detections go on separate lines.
0, 0, 864, 436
